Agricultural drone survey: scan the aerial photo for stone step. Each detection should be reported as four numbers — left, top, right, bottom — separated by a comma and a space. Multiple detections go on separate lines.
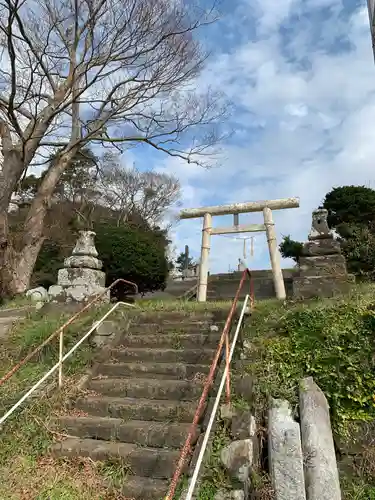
121, 476, 168, 500
75, 396, 199, 423
129, 321, 213, 333
51, 438, 182, 479
106, 347, 216, 365
94, 362, 210, 380
0, 306, 31, 319
88, 377, 204, 401
0, 316, 23, 324
134, 312, 213, 322
118, 333, 221, 349
0, 315, 26, 340
57, 416, 198, 448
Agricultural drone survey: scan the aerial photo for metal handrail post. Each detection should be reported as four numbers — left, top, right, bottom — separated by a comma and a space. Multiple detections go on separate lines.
0, 278, 138, 388
0, 301, 135, 427
58, 328, 64, 388
165, 268, 254, 500
185, 294, 250, 500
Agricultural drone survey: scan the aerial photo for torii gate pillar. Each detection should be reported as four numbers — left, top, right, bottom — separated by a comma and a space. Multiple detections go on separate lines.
180, 197, 300, 302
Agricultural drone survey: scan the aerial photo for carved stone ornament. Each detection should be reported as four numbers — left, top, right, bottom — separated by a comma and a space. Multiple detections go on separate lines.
308, 209, 332, 241
72, 230, 99, 257
48, 230, 108, 303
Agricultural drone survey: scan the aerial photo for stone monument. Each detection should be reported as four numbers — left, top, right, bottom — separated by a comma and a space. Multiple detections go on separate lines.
48, 230, 108, 303
293, 209, 354, 298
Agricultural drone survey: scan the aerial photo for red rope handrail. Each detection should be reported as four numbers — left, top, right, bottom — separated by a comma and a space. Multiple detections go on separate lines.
164, 268, 254, 500
0, 278, 138, 388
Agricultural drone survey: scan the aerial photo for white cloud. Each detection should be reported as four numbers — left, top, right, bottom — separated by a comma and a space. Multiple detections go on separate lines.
148, 1, 375, 273
252, 0, 297, 35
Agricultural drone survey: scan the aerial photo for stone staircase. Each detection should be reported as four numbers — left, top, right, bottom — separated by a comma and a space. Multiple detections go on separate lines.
51, 310, 224, 499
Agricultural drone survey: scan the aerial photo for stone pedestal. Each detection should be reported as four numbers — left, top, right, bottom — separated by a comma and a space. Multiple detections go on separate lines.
293, 209, 354, 299
48, 231, 108, 303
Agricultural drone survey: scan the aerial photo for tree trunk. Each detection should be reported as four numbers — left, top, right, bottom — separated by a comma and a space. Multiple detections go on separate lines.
0, 99, 73, 297
10, 242, 45, 294
0, 150, 25, 297
0, 211, 16, 297
1, 152, 76, 295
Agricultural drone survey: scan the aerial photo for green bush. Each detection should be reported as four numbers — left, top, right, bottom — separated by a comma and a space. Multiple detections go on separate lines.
246, 289, 375, 430
279, 235, 303, 263
323, 185, 375, 229
341, 225, 375, 280
32, 223, 170, 295
278, 186, 375, 279
94, 222, 169, 295
32, 240, 68, 288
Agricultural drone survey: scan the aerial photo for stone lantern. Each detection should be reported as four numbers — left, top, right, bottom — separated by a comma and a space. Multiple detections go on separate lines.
48, 231, 108, 303
293, 209, 354, 298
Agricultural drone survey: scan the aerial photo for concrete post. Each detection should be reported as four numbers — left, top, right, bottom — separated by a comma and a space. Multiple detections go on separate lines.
268, 399, 306, 500
197, 213, 212, 302
299, 377, 341, 500
263, 207, 286, 300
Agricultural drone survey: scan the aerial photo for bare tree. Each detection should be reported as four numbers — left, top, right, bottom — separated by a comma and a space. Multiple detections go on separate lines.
98, 152, 180, 227
0, 0, 226, 296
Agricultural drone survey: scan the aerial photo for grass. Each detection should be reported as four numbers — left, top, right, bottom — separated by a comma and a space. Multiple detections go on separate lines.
236, 283, 375, 499
0, 294, 33, 311
135, 298, 232, 312
194, 420, 232, 499
7, 285, 375, 498
242, 284, 375, 427
0, 302, 131, 499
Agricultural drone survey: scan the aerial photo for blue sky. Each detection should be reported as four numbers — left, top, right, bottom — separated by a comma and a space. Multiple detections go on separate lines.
123, 0, 375, 272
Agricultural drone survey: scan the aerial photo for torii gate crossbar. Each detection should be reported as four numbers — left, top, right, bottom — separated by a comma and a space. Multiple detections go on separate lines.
179, 197, 300, 302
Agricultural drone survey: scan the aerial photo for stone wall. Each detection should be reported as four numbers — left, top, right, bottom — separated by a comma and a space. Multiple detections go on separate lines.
155, 269, 296, 301
208, 270, 295, 301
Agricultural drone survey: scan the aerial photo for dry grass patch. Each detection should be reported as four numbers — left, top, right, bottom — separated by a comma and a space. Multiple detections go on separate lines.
0, 305, 134, 499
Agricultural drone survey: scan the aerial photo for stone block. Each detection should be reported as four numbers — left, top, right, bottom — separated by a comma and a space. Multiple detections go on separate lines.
293, 275, 354, 299
91, 320, 117, 347
57, 268, 106, 288
64, 255, 102, 270
231, 411, 256, 440
234, 375, 254, 402
337, 455, 355, 476
48, 285, 65, 302
298, 255, 347, 277
221, 403, 236, 422
0, 322, 12, 340
302, 238, 341, 256
214, 490, 245, 500
26, 286, 49, 302
65, 285, 108, 303
299, 377, 341, 500
220, 438, 254, 483
268, 399, 306, 500
202, 398, 218, 431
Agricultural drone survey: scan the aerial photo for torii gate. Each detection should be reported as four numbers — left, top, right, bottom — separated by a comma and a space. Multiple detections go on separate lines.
179, 197, 300, 302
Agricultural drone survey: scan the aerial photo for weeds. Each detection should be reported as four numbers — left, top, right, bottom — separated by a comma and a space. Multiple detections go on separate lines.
0, 304, 130, 499
136, 299, 232, 312
238, 283, 375, 499
242, 284, 375, 430
194, 419, 232, 498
